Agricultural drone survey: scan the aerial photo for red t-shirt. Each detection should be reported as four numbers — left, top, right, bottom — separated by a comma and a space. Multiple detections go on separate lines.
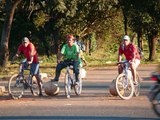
118, 43, 140, 61
18, 42, 39, 63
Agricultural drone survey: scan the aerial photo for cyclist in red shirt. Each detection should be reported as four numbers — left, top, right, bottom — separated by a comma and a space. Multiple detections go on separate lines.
11, 37, 43, 96
118, 35, 140, 85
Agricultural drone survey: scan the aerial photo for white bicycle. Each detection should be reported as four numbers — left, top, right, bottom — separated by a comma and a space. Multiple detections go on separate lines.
64, 60, 82, 98
115, 60, 141, 100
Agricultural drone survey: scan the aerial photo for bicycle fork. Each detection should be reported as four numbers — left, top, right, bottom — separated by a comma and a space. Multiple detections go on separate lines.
123, 68, 131, 89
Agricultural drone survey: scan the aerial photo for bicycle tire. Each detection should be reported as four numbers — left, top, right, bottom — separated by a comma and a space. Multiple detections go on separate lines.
134, 73, 141, 97
152, 91, 160, 117
115, 73, 134, 100
64, 74, 71, 98
8, 74, 24, 99
74, 74, 82, 96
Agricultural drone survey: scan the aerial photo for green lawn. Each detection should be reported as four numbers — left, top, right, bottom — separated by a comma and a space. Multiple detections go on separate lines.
0, 50, 159, 78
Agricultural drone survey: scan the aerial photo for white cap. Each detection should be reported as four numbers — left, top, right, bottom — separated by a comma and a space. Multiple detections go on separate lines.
123, 35, 130, 41
22, 37, 29, 43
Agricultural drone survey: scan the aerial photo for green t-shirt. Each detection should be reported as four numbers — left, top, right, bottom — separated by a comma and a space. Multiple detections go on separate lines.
61, 44, 79, 60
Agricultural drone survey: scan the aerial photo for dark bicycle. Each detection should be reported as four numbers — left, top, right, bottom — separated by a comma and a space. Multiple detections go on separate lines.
8, 59, 40, 99
148, 72, 160, 117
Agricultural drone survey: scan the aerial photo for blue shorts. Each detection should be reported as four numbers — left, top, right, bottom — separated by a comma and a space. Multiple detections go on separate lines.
30, 62, 40, 75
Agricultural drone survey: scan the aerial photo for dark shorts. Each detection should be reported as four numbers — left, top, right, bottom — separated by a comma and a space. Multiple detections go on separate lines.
30, 62, 40, 75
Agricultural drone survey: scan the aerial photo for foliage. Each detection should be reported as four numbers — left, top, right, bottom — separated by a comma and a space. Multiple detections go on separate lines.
119, 0, 160, 60
0, 0, 160, 68
90, 33, 97, 52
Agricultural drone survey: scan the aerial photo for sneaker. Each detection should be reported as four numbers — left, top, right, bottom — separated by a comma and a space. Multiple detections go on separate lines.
39, 93, 43, 97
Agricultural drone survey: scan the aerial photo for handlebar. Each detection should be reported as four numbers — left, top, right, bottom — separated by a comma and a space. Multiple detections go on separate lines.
11, 61, 30, 71
64, 59, 75, 66
117, 60, 129, 65
11, 61, 28, 65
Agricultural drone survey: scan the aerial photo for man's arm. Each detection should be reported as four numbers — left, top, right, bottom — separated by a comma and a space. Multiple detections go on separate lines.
118, 44, 123, 62
28, 44, 34, 64
57, 52, 63, 64
131, 45, 136, 62
118, 53, 122, 62
11, 51, 21, 63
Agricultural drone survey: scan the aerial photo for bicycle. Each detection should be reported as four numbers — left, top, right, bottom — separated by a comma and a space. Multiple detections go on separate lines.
148, 72, 160, 117
115, 60, 141, 100
8, 59, 40, 99
64, 60, 82, 98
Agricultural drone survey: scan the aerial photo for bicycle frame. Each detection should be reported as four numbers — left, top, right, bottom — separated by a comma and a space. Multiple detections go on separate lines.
18, 61, 34, 86
64, 60, 82, 98
116, 60, 141, 100
121, 61, 133, 88
115, 60, 135, 100
66, 65, 75, 87
8, 60, 39, 99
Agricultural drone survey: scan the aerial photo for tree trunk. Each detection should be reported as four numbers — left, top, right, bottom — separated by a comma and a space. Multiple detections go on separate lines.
0, 0, 22, 67
122, 10, 128, 35
149, 35, 157, 61
137, 30, 143, 50
37, 28, 50, 58
147, 31, 157, 61
52, 29, 60, 54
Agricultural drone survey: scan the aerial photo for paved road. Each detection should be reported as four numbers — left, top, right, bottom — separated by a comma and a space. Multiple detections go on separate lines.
0, 64, 159, 120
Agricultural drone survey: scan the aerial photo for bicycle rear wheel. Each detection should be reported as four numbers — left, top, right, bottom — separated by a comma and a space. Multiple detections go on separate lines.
115, 73, 134, 100
74, 74, 82, 96
64, 74, 71, 98
134, 73, 141, 97
8, 74, 24, 99
152, 91, 160, 117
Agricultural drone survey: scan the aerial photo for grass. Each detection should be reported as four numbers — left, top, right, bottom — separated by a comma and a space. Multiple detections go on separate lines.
0, 49, 160, 78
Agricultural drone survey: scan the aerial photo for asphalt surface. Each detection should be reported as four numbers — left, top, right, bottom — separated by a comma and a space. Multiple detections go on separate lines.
0, 64, 159, 120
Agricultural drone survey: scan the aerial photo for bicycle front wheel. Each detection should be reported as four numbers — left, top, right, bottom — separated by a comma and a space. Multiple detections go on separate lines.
8, 74, 24, 99
115, 73, 134, 100
152, 91, 160, 117
64, 74, 71, 98
74, 74, 82, 96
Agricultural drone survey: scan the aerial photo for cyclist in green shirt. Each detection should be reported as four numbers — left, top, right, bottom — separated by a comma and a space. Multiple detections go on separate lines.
51, 34, 80, 84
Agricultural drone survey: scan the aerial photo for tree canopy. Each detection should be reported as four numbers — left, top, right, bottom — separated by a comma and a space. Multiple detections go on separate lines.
0, 0, 160, 67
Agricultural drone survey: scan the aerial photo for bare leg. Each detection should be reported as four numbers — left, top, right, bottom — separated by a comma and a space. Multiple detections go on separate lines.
35, 75, 43, 96
130, 62, 137, 84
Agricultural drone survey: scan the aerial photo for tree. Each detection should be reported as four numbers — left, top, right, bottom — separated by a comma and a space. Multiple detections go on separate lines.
119, 0, 160, 60
0, 0, 22, 67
